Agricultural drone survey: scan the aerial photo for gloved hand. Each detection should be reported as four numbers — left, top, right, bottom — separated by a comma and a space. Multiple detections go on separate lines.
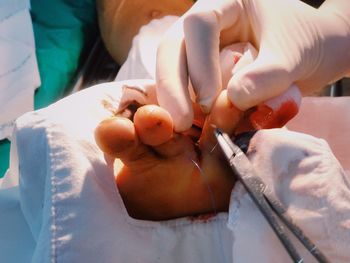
156, 0, 350, 132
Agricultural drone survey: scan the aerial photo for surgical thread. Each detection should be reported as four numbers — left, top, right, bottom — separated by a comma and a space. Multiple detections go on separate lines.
209, 142, 218, 155
188, 156, 229, 263
190, 158, 217, 214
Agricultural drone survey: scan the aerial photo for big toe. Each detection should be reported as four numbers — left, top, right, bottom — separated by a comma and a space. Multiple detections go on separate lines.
95, 117, 139, 157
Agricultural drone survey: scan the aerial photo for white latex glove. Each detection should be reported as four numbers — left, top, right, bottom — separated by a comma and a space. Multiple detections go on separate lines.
156, 0, 350, 132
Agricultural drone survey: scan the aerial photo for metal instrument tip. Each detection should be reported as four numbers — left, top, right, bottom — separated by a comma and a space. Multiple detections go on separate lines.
213, 128, 223, 138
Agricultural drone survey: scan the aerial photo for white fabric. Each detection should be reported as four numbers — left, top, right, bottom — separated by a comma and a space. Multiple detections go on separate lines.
0, 15, 350, 263
0, 0, 40, 140
286, 96, 350, 174
115, 16, 179, 82
230, 130, 350, 263
0, 186, 35, 263
0, 0, 29, 20
1, 80, 350, 262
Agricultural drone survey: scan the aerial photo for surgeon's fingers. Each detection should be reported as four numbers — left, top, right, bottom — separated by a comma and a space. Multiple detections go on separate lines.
183, 0, 244, 112
156, 20, 193, 132
156, 0, 244, 132
227, 49, 293, 111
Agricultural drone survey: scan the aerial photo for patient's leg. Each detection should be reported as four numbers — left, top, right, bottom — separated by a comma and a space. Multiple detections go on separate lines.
95, 90, 241, 220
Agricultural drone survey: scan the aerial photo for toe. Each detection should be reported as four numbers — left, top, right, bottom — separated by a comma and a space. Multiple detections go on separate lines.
200, 90, 244, 150
95, 117, 140, 158
134, 104, 174, 146
95, 117, 147, 161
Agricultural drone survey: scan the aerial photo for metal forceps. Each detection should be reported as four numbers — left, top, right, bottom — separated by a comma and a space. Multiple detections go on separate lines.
214, 128, 331, 263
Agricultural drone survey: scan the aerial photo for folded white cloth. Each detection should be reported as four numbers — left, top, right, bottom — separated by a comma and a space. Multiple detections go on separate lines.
2, 79, 349, 262
0, 0, 40, 140
0, 186, 35, 263
230, 129, 350, 263
286, 96, 350, 174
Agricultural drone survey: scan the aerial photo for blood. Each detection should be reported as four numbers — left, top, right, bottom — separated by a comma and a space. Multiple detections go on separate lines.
249, 100, 299, 129
232, 54, 242, 65
187, 212, 217, 222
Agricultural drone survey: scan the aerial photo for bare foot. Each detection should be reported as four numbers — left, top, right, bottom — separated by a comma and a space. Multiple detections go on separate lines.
95, 90, 242, 221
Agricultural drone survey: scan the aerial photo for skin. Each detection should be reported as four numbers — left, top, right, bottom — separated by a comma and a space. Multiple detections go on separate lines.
95, 1, 243, 220
97, 0, 194, 64
94, 89, 292, 220
94, 0, 299, 220
95, 91, 241, 221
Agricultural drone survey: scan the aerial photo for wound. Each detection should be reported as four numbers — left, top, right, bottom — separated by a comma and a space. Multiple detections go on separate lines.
187, 212, 217, 222
249, 100, 299, 129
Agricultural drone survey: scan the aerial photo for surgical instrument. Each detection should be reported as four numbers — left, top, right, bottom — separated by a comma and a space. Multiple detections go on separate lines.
214, 128, 330, 263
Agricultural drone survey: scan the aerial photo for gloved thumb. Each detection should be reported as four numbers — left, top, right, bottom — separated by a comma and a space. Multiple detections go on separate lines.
227, 50, 293, 111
